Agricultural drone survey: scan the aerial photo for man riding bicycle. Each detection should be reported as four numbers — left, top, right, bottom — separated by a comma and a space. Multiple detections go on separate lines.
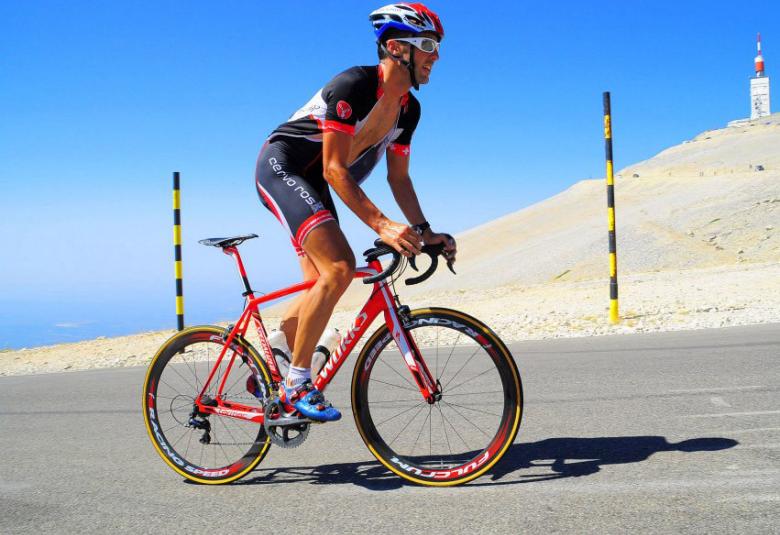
254, 3, 456, 422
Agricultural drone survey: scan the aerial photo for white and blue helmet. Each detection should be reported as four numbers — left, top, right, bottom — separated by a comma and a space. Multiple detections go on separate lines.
369, 3, 445, 40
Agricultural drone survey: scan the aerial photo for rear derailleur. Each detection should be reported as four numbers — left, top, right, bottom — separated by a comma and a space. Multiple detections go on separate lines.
187, 394, 217, 445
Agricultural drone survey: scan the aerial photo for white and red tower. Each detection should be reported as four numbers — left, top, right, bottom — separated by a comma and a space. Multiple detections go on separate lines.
750, 33, 771, 119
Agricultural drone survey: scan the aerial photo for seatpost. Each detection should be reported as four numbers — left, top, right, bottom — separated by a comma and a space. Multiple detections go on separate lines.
222, 246, 255, 299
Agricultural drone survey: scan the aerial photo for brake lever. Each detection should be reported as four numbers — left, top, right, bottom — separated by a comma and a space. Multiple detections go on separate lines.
445, 257, 456, 274
441, 233, 457, 274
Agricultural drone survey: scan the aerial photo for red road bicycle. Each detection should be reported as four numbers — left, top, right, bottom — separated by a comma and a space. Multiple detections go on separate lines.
143, 234, 523, 486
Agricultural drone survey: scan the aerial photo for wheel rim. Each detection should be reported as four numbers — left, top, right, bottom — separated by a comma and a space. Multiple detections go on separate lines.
145, 331, 269, 481
355, 313, 520, 480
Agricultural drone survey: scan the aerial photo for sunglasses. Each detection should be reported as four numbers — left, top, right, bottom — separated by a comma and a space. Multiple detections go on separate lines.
391, 37, 440, 54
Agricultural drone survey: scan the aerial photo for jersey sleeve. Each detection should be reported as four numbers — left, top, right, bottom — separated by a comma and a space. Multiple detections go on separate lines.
321, 68, 370, 137
388, 95, 421, 157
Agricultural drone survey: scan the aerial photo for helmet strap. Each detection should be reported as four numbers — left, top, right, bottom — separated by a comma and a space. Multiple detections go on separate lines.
380, 42, 419, 91
407, 47, 419, 91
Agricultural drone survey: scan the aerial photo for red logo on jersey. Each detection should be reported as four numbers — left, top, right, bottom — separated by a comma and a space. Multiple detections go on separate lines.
336, 100, 352, 120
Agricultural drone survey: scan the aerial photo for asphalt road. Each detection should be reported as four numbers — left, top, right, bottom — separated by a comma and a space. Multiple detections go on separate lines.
2, 324, 779, 534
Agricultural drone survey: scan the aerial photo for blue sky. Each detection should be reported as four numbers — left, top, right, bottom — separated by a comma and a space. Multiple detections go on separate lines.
0, 1, 776, 348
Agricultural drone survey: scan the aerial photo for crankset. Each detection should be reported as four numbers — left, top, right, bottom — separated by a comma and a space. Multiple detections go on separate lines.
263, 397, 311, 448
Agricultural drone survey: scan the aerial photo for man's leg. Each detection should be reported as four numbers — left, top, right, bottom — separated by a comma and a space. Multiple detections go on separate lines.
289, 220, 355, 371
278, 256, 320, 350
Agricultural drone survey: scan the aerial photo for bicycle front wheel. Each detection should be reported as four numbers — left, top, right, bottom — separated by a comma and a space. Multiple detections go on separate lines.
352, 308, 523, 486
142, 326, 272, 484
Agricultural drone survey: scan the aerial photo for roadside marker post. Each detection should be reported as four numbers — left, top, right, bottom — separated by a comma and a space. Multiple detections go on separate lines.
173, 171, 185, 331
603, 92, 620, 324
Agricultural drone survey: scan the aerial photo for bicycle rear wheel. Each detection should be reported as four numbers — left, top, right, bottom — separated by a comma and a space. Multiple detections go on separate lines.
352, 308, 522, 486
142, 326, 272, 484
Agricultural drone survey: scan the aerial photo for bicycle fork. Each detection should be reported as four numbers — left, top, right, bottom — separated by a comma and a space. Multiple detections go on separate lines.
379, 286, 441, 404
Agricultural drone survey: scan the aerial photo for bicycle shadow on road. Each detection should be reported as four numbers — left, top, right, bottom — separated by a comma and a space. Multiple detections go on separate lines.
235, 435, 738, 490
479, 435, 739, 486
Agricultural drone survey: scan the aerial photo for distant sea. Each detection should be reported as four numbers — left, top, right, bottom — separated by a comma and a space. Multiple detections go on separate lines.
0, 297, 244, 350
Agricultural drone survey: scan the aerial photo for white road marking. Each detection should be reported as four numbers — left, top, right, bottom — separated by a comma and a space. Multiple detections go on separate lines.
736, 443, 780, 449
684, 410, 780, 418
719, 494, 780, 503
668, 386, 764, 394
710, 396, 731, 407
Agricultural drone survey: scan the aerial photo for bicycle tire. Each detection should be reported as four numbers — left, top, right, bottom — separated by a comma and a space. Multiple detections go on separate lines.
142, 326, 272, 484
351, 308, 522, 486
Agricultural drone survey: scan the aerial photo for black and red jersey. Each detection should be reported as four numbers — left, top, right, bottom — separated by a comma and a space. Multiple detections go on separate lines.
267, 65, 421, 185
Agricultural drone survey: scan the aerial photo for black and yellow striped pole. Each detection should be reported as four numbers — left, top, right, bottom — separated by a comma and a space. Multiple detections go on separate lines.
603, 92, 619, 324
173, 171, 184, 331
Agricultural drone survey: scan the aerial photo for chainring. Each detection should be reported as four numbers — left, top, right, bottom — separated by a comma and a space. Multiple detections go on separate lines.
263, 398, 310, 449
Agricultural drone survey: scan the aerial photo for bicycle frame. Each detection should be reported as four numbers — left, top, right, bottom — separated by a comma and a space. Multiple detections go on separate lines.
194, 245, 440, 424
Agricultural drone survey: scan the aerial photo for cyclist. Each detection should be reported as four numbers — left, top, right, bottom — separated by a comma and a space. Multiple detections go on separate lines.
254, 3, 456, 422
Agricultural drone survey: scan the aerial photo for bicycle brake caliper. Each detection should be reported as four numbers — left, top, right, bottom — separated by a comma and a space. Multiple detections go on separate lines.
398, 305, 414, 329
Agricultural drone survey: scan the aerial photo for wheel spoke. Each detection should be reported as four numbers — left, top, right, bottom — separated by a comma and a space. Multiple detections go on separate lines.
169, 428, 190, 448
184, 427, 194, 459
215, 424, 235, 467
369, 378, 419, 392
445, 367, 499, 395
435, 328, 440, 379
442, 400, 502, 418
436, 403, 453, 459
367, 399, 421, 407
218, 418, 243, 452
154, 393, 192, 401
437, 331, 462, 381
441, 401, 493, 439
429, 405, 433, 457
410, 406, 431, 456
166, 362, 199, 394
170, 401, 194, 413
377, 353, 417, 389
158, 379, 190, 404
443, 390, 504, 397
439, 404, 472, 452
388, 404, 426, 446
163, 422, 184, 434
180, 349, 201, 394
375, 400, 426, 428
234, 421, 256, 441
224, 366, 248, 400
441, 345, 482, 391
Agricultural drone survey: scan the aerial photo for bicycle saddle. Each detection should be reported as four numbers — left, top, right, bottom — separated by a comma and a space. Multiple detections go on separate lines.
198, 234, 258, 248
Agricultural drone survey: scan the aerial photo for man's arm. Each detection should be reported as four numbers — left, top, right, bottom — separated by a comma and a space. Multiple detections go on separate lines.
322, 130, 421, 256
386, 149, 457, 261
386, 149, 427, 228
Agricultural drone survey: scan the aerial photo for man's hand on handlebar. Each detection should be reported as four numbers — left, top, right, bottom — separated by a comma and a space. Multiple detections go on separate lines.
377, 218, 422, 257
421, 229, 457, 264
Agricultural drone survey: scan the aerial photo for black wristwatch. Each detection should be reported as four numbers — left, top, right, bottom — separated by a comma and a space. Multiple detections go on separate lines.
412, 221, 431, 235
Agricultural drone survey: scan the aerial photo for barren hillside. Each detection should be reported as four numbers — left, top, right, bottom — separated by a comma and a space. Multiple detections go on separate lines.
338, 113, 780, 308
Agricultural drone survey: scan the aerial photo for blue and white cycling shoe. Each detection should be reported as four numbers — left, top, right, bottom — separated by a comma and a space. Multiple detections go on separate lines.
280, 380, 342, 422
